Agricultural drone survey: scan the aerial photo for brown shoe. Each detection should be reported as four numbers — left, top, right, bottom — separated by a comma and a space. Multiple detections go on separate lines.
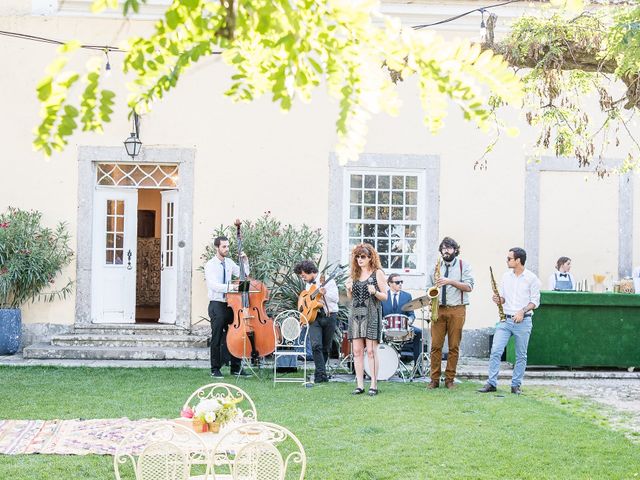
445, 380, 456, 389
426, 381, 439, 389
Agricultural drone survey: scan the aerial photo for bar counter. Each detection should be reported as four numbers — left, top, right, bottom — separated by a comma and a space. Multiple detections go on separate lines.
506, 291, 640, 368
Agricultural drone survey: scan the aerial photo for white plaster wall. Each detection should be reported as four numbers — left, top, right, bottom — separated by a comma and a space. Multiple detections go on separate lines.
1, 7, 638, 330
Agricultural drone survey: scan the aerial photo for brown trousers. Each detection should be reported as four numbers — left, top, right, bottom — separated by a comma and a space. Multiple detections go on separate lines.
430, 305, 466, 383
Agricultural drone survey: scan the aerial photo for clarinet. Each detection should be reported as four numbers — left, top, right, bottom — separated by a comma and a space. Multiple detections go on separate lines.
489, 266, 506, 322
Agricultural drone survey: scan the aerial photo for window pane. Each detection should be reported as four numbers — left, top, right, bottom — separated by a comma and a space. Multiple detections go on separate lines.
364, 175, 376, 188
350, 175, 362, 188
378, 191, 390, 204
107, 200, 115, 215
406, 176, 418, 189
364, 207, 375, 219
106, 234, 114, 248
376, 224, 389, 237
116, 216, 124, 232
377, 239, 389, 253
406, 192, 417, 205
115, 234, 124, 249
405, 255, 417, 269
363, 190, 376, 204
380, 255, 389, 268
390, 255, 402, 269
406, 239, 417, 253
363, 224, 376, 237
349, 238, 360, 250
350, 206, 362, 219
116, 200, 124, 215
391, 207, 403, 220
349, 224, 362, 236
363, 238, 375, 247
378, 175, 390, 189
377, 206, 389, 220
106, 216, 114, 232
392, 192, 403, 205
405, 207, 417, 221
391, 238, 404, 254
106, 250, 114, 264
405, 225, 418, 238
114, 251, 124, 265
392, 176, 403, 189
350, 190, 362, 203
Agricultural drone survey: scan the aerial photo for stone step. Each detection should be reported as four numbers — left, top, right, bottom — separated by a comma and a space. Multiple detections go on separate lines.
72, 323, 192, 336
51, 334, 208, 348
22, 344, 210, 361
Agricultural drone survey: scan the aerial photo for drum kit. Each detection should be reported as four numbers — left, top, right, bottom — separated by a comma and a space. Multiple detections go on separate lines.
356, 293, 433, 382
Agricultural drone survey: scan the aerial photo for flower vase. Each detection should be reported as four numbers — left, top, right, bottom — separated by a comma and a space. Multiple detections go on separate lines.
207, 421, 221, 433
192, 418, 208, 433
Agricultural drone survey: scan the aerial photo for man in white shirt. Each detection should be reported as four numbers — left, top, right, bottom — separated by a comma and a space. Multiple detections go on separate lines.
478, 247, 541, 395
204, 236, 249, 378
294, 260, 340, 383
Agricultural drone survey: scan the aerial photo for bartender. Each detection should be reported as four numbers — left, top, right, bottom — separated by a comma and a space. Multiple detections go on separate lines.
548, 256, 575, 290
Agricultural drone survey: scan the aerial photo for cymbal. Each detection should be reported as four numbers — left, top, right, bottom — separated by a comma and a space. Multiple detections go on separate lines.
401, 294, 432, 312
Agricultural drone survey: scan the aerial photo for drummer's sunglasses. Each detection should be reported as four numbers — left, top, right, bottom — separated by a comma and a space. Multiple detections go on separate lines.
391, 281, 403, 284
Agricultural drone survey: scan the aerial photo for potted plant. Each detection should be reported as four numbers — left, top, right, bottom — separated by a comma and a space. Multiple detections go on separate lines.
180, 396, 242, 433
0, 207, 74, 355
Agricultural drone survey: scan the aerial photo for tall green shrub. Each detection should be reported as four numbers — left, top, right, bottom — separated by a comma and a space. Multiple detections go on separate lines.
200, 213, 348, 322
0, 207, 74, 308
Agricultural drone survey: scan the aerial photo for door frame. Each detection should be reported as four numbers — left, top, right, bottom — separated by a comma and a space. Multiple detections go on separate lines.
75, 146, 195, 329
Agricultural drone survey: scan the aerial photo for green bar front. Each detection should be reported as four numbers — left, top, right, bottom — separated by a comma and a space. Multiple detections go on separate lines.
505, 291, 640, 368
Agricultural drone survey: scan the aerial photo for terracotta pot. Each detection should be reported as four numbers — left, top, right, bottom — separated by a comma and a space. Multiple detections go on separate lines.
192, 418, 208, 433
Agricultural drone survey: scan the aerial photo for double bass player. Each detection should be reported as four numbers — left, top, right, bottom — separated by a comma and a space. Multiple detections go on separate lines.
204, 235, 249, 378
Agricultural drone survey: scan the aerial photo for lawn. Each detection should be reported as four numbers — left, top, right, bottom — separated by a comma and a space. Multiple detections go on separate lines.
0, 366, 638, 479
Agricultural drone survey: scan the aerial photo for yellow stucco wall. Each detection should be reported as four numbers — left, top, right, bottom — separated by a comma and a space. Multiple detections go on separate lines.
1, 4, 638, 330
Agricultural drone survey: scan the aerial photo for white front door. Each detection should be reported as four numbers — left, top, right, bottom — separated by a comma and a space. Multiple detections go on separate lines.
91, 188, 138, 323
159, 190, 179, 324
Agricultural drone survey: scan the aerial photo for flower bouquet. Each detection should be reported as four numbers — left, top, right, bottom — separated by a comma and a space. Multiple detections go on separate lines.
181, 396, 242, 433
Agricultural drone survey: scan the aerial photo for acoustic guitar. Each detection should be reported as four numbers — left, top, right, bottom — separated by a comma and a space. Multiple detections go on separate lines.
297, 267, 340, 324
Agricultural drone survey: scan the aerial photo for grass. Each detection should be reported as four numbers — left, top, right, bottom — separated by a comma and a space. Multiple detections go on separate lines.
1, 366, 639, 479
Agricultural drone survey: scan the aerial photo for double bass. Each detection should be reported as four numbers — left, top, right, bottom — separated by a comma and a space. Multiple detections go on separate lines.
225, 219, 276, 361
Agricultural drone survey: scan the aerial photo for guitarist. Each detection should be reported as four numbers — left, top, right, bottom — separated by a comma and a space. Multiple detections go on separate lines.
294, 260, 339, 384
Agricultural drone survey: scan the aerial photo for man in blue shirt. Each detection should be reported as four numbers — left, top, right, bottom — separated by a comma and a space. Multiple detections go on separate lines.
381, 274, 422, 367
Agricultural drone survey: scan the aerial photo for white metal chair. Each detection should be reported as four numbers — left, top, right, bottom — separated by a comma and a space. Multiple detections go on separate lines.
183, 383, 257, 422
272, 310, 309, 384
210, 421, 306, 480
114, 421, 210, 480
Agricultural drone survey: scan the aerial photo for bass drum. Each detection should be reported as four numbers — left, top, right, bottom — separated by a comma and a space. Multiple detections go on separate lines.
363, 343, 399, 381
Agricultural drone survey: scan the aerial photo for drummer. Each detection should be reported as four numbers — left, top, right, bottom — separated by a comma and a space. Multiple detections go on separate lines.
548, 256, 575, 291
381, 274, 422, 366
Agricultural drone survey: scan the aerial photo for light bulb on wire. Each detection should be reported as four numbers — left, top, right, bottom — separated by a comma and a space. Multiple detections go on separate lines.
104, 49, 112, 78
479, 9, 487, 43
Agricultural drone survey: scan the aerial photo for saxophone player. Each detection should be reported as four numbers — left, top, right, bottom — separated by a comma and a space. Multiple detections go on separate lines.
425, 237, 474, 390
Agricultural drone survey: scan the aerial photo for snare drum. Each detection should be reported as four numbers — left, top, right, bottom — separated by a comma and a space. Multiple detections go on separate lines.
363, 343, 399, 380
383, 314, 412, 341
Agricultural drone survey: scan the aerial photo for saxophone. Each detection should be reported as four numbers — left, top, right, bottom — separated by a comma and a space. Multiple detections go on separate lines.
489, 266, 506, 322
427, 259, 441, 322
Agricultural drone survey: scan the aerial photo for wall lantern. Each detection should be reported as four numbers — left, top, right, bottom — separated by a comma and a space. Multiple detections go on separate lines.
123, 112, 142, 159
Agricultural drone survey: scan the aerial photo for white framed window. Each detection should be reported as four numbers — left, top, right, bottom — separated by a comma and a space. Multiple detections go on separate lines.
344, 169, 425, 273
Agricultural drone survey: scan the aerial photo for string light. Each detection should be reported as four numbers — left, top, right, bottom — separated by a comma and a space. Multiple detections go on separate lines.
413, 0, 523, 30
104, 49, 112, 76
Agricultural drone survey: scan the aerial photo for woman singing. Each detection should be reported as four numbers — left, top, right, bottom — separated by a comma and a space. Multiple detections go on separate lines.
345, 243, 388, 396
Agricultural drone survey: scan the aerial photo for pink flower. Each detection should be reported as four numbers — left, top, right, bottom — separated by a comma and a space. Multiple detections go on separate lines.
180, 407, 194, 419
0, 222, 9, 228
0, 267, 8, 275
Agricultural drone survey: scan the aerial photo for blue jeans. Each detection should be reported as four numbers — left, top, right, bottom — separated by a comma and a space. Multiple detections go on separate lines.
487, 317, 532, 388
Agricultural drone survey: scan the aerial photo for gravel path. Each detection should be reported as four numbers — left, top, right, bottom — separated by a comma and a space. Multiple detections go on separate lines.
527, 379, 640, 440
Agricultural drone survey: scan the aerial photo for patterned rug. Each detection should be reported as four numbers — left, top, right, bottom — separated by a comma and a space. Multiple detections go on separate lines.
0, 418, 156, 455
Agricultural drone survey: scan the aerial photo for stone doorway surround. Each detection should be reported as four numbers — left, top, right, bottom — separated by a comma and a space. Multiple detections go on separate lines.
524, 156, 633, 278
76, 146, 195, 330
